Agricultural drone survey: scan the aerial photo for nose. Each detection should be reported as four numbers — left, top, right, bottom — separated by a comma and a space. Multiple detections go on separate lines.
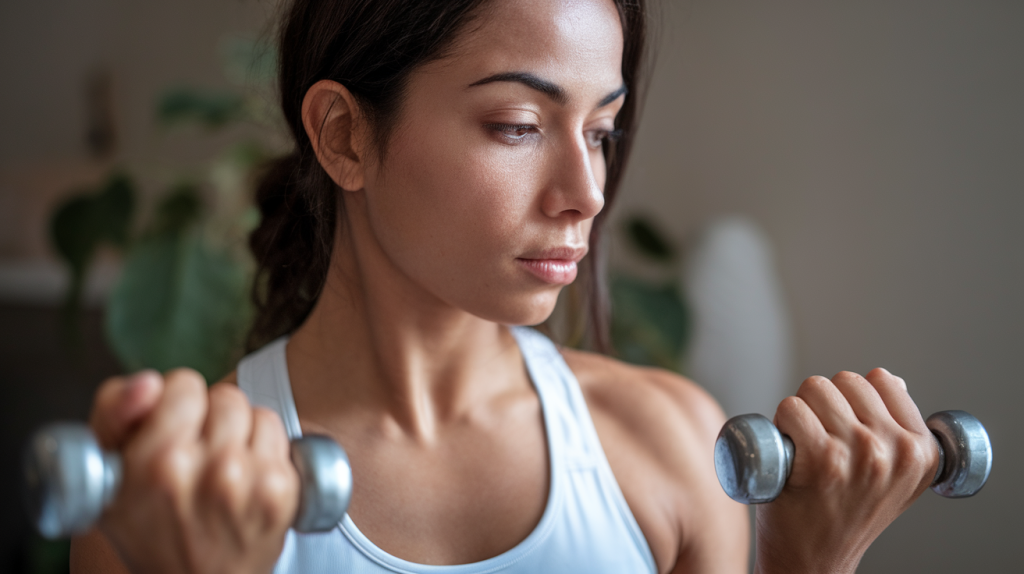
539, 135, 605, 221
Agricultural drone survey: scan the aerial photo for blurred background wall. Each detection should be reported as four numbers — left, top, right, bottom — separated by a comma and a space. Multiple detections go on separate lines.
619, 1, 1022, 571
1, 0, 1020, 572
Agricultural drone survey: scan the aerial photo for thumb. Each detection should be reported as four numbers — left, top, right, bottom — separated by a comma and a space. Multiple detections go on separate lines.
89, 370, 163, 450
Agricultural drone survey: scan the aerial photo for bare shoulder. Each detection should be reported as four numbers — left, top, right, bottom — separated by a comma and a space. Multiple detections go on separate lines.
559, 347, 748, 574
560, 347, 726, 455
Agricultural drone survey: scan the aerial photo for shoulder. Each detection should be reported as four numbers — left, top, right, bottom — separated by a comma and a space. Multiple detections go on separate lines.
559, 347, 749, 572
560, 347, 725, 456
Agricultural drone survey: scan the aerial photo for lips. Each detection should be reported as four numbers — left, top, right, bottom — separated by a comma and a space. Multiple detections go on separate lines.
516, 246, 587, 285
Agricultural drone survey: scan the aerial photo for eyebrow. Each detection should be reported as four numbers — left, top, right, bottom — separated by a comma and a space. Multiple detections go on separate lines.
467, 71, 627, 108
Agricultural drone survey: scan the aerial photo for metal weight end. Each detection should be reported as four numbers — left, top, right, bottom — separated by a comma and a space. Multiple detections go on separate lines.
290, 435, 353, 532
23, 423, 119, 539
927, 410, 992, 498
714, 414, 792, 504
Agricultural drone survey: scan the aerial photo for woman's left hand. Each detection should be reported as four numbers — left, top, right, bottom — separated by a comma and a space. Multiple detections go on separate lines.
753, 368, 941, 574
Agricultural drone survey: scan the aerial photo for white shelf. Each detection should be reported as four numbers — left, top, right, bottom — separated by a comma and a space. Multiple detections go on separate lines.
0, 258, 120, 307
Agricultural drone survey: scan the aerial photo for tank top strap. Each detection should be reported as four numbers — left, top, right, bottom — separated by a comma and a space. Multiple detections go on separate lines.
509, 327, 605, 469
510, 327, 656, 573
237, 337, 302, 439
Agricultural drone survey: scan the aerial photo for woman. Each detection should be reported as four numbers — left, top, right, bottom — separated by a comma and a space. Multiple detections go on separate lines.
71, 0, 940, 572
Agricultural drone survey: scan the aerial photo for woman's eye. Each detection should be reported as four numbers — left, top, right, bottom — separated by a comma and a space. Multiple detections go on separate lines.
486, 123, 539, 144
585, 128, 624, 150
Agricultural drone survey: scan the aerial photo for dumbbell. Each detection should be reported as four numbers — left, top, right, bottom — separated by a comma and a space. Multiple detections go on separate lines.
23, 422, 353, 539
714, 410, 992, 504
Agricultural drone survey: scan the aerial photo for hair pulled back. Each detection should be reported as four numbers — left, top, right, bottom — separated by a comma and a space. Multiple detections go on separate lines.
248, 0, 650, 352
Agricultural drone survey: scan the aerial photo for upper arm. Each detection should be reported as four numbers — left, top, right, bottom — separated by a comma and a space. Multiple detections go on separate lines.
71, 530, 132, 574
655, 375, 749, 574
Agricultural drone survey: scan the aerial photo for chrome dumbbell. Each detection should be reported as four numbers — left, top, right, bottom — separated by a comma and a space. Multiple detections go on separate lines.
714, 410, 992, 504
23, 423, 353, 538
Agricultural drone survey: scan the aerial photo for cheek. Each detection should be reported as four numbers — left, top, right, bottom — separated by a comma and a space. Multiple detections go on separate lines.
364, 122, 544, 306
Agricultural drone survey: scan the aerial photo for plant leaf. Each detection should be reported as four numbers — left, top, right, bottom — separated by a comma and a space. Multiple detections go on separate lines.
610, 274, 689, 371
157, 87, 245, 129
106, 230, 252, 383
49, 173, 135, 317
147, 183, 203, 236
94, 173, 135, 247
623, 215, 675, 263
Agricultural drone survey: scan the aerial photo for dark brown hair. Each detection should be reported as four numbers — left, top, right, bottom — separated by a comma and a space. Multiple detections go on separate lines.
248, 0, 651, 352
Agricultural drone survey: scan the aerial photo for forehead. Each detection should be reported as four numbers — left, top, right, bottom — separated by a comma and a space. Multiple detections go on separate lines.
424, 0, 625, 99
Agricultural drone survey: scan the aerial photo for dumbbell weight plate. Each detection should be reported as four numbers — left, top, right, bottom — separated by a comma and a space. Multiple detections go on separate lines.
927, 411, 992, 498
713, 414, 793, 504
291, 434, 352, 532
23, 423, 121, 539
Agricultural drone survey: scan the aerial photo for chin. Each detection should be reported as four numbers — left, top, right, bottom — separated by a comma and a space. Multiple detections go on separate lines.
463, 286, 561, 327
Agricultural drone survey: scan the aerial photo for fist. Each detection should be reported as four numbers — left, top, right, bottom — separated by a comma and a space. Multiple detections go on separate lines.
755, 368, 940, 574
86, 369, 299, 574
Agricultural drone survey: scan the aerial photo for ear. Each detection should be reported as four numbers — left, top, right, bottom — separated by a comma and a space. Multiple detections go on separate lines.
301, 79, 368, 192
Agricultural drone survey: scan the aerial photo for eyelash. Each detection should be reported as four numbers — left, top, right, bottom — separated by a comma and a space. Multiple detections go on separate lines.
485, 123, 623, 149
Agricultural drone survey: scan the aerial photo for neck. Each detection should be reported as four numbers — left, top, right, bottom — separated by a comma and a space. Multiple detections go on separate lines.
287, 202, 527, 441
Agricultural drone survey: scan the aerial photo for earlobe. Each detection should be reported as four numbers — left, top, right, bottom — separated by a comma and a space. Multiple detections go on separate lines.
301, 79, 366, 191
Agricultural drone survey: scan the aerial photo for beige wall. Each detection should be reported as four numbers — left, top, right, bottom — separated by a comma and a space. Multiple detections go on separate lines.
0, 0, 276, 261
616, 1, 1022, 570
1, 0, 1020, 570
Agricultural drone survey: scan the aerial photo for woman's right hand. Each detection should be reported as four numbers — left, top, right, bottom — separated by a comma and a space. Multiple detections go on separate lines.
75, 368, 299, 574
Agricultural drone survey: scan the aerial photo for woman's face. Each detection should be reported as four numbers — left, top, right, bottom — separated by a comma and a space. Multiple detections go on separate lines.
357, 0, 625, 326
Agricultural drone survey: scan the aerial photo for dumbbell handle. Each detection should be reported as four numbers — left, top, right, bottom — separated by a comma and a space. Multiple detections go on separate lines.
23, 423, 352, 539
714, 410, 993, 504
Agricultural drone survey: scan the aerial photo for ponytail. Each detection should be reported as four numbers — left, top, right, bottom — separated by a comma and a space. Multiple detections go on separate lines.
246, 152, 336, 351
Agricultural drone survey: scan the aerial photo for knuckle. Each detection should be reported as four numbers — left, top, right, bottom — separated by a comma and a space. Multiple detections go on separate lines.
208, 448, 247, 487
252, 408, 290, 454
865, 367, 891, 381
798, 375, 831, 396
254, 465, 299, 525
895, 434, 931, 473
208, 382, 249, 410
817, 442, 850, 486
832, 370, 866, 387
775, 396, 804, 419
252, 406, 285, 431
205, 449, 249, 506
90, 376, 129, 419
852, 429, 890, 481
95, 375, 128, 400
165, 367, 207, 392
144, 444, 194, 495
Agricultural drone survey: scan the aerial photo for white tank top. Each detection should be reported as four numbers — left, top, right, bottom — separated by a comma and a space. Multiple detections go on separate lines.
237, 326, 657, 574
